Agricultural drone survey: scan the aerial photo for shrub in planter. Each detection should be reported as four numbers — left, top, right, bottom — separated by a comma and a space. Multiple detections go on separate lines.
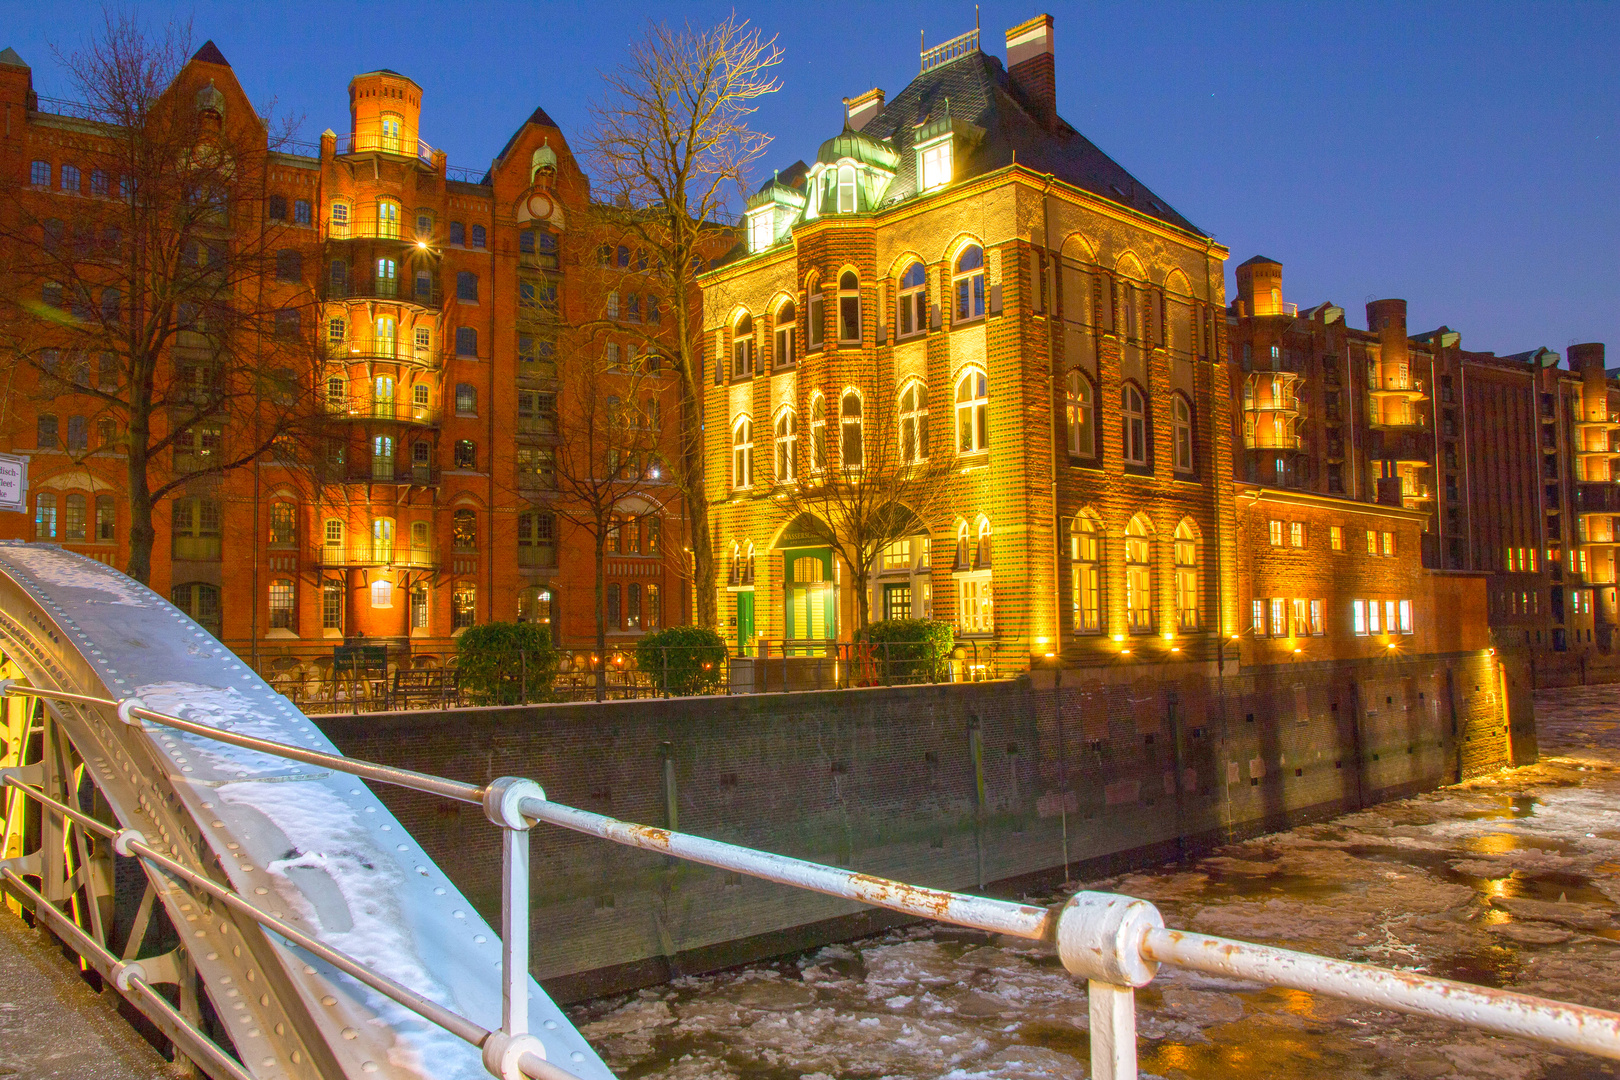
854, 619, 955, 683
455, 622, 559, 705
636, 625, 728, 696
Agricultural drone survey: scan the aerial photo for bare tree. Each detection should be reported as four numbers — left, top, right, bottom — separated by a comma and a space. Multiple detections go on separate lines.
550, 333, 673, 701
777, 392, 953, 633
0, 13, 322, 583
581, 15, 782, 630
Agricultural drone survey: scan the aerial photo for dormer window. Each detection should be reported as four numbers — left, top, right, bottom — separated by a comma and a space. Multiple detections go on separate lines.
837, 165, 858, 213
748, 210, 773, 253
920, 139, 952, 191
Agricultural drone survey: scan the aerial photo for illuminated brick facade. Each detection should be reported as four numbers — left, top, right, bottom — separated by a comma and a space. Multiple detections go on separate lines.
0, 43, 686, 691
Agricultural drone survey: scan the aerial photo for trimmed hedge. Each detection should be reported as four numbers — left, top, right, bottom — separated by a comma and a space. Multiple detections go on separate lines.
854, 619, 955, 683
635, 625, 728, 696
455, 622, 559, 705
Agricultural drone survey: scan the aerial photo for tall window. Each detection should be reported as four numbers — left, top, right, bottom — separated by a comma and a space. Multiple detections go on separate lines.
172, 497, 222, 560
469, 224, 486, 249
955, 368, 989, 454
898, 262, 927, 337
808, 279, 825, 349
920, 140, 952, 190
773, 302, 796, 368
323, 581, 343, 631
457, 271, 478, 302
1121, 382, 1147, 466
371, 518, 396, 563
371, 579, 393, 609
1065, 370, 1094, 458
898, 380, 928, 463
324, 519, 344, 552
837, 164, 857, 213
954, 245, 985, 322
456, 383, 478, 416
37, 414, 58, 449
775, 408, 798, 482
732, 314, 755, 378
455, 327, 478, 357
1071, 512, 1102, 633
95, 495, 115, 541
452, 509, 478, 551
837, 271, 861, 343
453, 583, 477, 629
376, 199, 400, 239
1172, 394, 1194, 474
518, 510, 557, 567
34, 493, 56, 538
732, 416, 753, 489
957, 516, 993, 634
375, 257, 397, 298
1125, 514, 1153, 632
269, 579, 295, 630
1174, 521, 1199, 630
172, 583, 221, 636
840, 390, 863, 468
810, 394, 827, 472
269, 503, 296, 545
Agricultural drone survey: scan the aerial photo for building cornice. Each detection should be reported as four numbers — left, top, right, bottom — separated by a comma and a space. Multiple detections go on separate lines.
1236, 484, 1430, 523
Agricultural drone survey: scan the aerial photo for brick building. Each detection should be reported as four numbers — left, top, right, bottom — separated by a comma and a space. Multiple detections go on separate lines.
0, 42, 688, 694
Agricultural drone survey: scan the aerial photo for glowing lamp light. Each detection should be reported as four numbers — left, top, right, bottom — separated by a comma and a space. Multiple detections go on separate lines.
1293, 648, 1302, 654
1162, 632, 1175, 642
1120, 648, 1132, 656
1170, 646, 1181, 653
1387, 642, 1398, 650
416, 240, 430, 250
1112, 634, 1125, 643
1044, 652, 1056, 658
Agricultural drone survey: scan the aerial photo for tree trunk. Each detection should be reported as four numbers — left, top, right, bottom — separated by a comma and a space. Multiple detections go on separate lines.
853, 566, 872, 634
125, 434, 154, 585
676, 357, 716, 629
595, 520, 608, 703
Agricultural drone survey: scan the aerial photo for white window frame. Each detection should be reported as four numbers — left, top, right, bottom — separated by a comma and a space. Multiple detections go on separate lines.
898, 380, 928, 463
955, 368, 989, 455
731, 416, 754, 489
1121, 382, 1147, 466
774, 408, 797, 483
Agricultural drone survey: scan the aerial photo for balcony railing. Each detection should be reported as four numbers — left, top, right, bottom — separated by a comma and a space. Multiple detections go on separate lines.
313, 543, 438, 569
1575, 482, 1620, 517
324, 399, 441, 425
171, 535, 221, 561
322, 462, 441, 487
326, 211, 431, 243
332, 131, 435, 167
328, 275, 444, 308
327, 339, 439, 367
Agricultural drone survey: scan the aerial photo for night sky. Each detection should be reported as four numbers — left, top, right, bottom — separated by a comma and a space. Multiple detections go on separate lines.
6, 1, 1616, 358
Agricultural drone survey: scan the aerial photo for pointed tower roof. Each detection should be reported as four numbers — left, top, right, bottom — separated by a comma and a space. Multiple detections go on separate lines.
0, 47, 28, 69
190, 40, 230, 67
492, 105, 561, 168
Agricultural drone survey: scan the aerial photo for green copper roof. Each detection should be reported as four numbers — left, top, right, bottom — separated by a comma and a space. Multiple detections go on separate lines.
815, 125, 899, 171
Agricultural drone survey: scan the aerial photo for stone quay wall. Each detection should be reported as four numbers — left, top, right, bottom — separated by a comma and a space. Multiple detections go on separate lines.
316, 648, 1533, 1003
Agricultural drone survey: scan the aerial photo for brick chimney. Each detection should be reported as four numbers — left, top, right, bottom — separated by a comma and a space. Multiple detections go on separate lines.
1005, 14, 1055, 129
1569, 342, 1609, 423
843, 88, 885, 132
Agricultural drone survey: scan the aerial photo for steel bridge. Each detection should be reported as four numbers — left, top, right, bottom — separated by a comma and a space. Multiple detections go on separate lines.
1, 543, 1618, 1080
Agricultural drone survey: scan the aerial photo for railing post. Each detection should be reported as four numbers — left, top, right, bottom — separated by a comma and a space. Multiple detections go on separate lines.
1053, 891, 1164, 1080
480, 776, 546, 1080
1087, 982, 1138, 1080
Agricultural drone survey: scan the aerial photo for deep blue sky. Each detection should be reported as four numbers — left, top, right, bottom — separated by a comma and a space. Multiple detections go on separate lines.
7, 2, 1617, 358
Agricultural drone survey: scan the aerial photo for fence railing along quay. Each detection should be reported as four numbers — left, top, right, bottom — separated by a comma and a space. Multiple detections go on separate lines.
5, 678, 1620, 1080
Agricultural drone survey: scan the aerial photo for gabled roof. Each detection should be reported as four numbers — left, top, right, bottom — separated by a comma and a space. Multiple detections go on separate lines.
0, 47, 28, 70
190, 40, 230, 67
492, 105, 561, 170
1239, 254, 1280, 268
848, 48, 1202, 236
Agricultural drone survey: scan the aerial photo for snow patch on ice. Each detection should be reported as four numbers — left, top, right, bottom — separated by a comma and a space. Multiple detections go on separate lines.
1, 546, 148, 606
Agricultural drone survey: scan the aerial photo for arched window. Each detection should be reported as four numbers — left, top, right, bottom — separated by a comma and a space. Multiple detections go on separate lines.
453, 508, 478, 551
66, 416, 88, 452
773, 302, 796, 368
837, 164, 857, 213
1172, 394, 1194, 474
810, 394, 827, 472
898, 262, 927, 337
323, 519, 344, 551
954, 520, 971, 570
36, 414, 58, 450
837, 271, 861, 343
1071, 512, 1102, 633
733, 314, 755, 378
268, 502, 296, 545
376, 198, 400, 239
1125, 515, 1153, 632
371, 517, 396, 562
955, 368, 989, 454
413, 383, 430, 409
775, 408, 798, 482
899, 380, 928, 463
469, 224, 486, 249
457, 271, 478, 302
840, 390, 863, 468
330, 199, 351, 237
954, 245, 985, 322
1065, 369, 1095, 458
1121, 382, 1147, 466
410, 520, 431, 553
732, 416, 754, 489
807, 275, 825, 350
956, 516, 993, 634
976, 516, 993, 569
1174, 520, 1199, 630
379, 112, 402, 152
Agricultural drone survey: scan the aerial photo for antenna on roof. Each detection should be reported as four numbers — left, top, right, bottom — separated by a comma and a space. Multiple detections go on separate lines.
976, 5, 980, 33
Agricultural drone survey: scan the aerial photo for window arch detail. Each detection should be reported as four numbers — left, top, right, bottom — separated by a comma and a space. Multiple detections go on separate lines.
955, 368, 989, 455
1071, 511, 1103, 633
1065, 369, 1095, 458
1125, 513, 1154, 633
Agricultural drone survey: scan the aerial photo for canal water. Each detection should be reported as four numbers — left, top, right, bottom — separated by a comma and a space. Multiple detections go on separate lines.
566, 685, 1620, 1080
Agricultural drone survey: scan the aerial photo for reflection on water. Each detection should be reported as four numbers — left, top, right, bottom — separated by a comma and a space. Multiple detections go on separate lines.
570, 690, 1620, 1080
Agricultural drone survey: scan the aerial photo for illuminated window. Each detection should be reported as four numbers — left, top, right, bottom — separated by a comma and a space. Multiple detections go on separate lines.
1309, 599, 1324, 636
810, 393, 827, 472
1292, 598, 1309, 638
1071, 512, 1102, 633
898, 262, 927, 337
1289, 522, 1305, 548
34, 493, 56, 538
732, 314, 755, 378
323, 582, 343, 631
1368, 599, 1382, 634
1330, 525, 1343, 551
773, 302, 796, 368
898, 380, 928, 463
920, 139, 952, 191
837, 164, 857, 213
748, 209, 773, 253
1125, 514, 1153, 633
774, 407, 797, 482
371, 579, 393, 608
269, 503, 296, 545
953, 245, 985, 322
840, 390, 863, 468
330, 200, 351, 236
1270, 597, 1286, 638
732, 416, 754, 489
955, 368, 989, 454
837, 272, 861, 342
376, 198, 400, 239
1121, 382, 1147, 466
1269, 520, 1284, 546
808, 277, 825, 349
453, 583, 476, 629
1172, 394, 1193, 473
1252, 599, 1266, 635
1399, 599, 1412, 635
1382, 531, 1395, 556
1174, 521, 1199, 630
1366, 529, 1378, 555
269, 579, 295, 629
1065, 370, 1095, 458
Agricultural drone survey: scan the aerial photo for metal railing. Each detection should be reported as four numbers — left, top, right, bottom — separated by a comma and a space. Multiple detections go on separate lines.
5, 679, 1619, 1080
323, 398, 442, 425
332, 131, 436, 167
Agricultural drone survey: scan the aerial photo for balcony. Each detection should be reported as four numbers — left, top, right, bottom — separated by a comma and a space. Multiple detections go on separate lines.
327, 339, 439, 368
326, 210, 433, 244
1372, 429, 1432, 465
322, 462, 441, 487
517, 544, 557, 569
1574, 413, 1620, 433
1574, 482, 1620, 519
1240, 372, 1303, 450
313, 543, 438, 570
324, 399, 440, 426
332, 132, 435, 168
328, 276, 444, 309
1369, 376, 1428, 404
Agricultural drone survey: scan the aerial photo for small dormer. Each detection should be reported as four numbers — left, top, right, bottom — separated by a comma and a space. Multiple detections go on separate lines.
195, 79, 225, 122
745, 176, 806, 254
912, 104, 955, 193
804, 126, 899, 220
530, 138, 558, 188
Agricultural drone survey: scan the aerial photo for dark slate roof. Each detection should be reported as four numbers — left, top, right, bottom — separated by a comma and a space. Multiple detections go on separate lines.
492, 105, 561, 169
0, 47, 28, 69
757, 160, 809, 193
849, 49, 1202, 236
191, 41, 230, 67
1239, 254, 1280, 267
